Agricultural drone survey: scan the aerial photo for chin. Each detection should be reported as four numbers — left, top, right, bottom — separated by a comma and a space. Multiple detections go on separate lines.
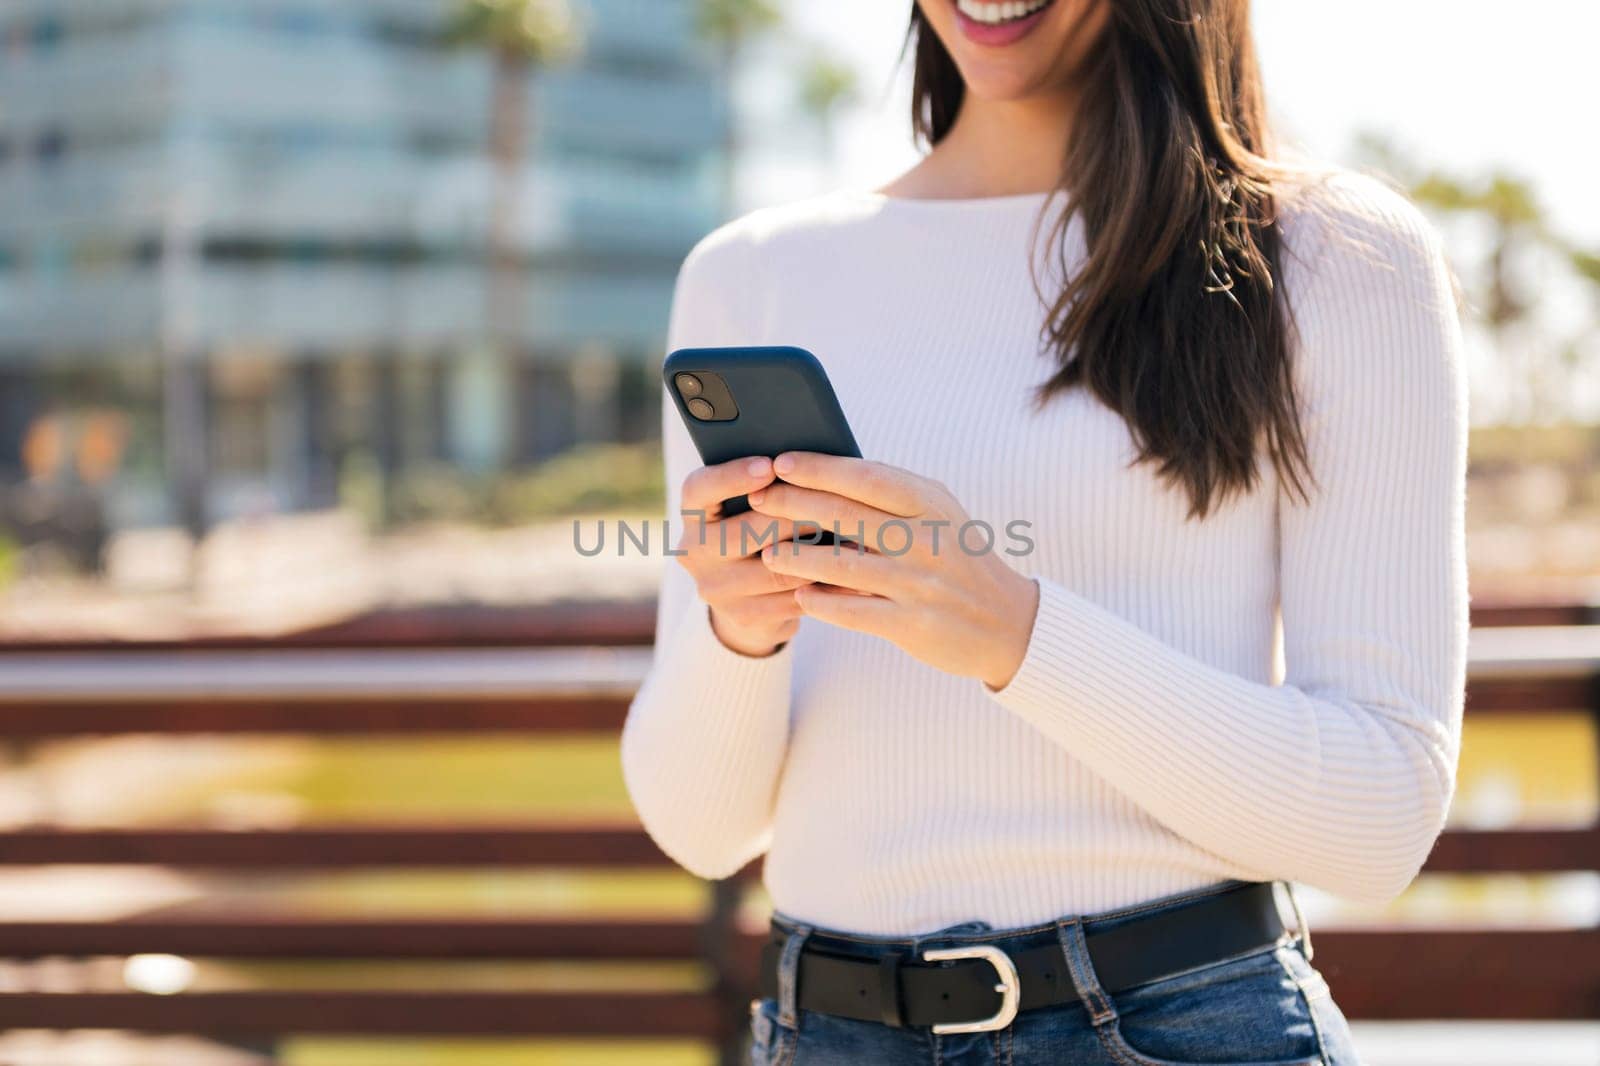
928, 0, 1093, 102
958, 62, 1063, 102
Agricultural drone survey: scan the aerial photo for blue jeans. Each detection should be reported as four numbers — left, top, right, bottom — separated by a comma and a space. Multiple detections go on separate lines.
748, 880, 1362, 1065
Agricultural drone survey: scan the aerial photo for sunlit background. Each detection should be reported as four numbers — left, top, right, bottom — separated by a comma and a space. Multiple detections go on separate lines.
0, 1, 1596, 1064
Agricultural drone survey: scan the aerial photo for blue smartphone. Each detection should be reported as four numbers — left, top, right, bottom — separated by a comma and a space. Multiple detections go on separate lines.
663, 345, 861, 522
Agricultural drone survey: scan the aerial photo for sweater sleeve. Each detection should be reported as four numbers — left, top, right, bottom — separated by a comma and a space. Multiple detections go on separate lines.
987, 177, 1470, 904
618, 225, 796, 882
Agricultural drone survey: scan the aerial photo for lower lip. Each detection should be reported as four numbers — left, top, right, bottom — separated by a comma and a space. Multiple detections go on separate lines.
953, 1, 1056, 47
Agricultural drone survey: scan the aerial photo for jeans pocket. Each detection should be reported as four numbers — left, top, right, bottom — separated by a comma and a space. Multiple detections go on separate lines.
1099, 947, 1327, 1066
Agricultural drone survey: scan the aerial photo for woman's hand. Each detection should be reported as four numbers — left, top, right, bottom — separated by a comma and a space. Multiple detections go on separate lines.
748, 452, 1041, 689
674, 456, 815, 658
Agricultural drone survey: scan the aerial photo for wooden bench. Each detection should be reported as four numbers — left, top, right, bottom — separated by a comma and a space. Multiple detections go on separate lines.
0, 619, 1595, 1054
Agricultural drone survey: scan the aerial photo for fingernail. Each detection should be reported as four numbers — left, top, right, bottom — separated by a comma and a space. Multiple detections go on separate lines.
748, 490, 765, 506
773, 453, 794, 475
746, 458, 769, 477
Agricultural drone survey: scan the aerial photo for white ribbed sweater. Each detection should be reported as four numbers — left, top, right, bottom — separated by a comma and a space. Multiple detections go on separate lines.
620, 171, 1469, 937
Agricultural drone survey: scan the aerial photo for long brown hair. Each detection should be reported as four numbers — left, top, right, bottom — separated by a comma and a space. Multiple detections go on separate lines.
909, 0, 1314, 519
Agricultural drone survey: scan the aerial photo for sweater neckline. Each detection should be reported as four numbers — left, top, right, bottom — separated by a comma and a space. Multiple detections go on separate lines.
838, 187, 1058, 211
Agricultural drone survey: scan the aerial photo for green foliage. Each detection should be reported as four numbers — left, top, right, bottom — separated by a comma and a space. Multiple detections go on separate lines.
1411, 172, 1541, 228
389, 443, 665, 527
444, 0, 583, 62
1355, 132, 1600, 420
487, 442, 665, 523
1570, 248, 1600, 288
1361, 131, 1599, 296
798, 49, 859, 118
694, 0, 781, 45
339, 449, 387, 532
0, 534, 16, 588
389, 464, 484, 526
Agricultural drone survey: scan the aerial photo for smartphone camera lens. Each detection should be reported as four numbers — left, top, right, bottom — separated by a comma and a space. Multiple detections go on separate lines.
686, 397, 715, 420
674, 373, 703, 399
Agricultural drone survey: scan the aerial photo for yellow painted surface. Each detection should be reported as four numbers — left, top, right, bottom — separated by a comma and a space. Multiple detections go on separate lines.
1451, 712, 1598, 826
286, 1039, 712, 1066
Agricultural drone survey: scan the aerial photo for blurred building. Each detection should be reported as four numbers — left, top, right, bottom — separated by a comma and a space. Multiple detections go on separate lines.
0, 0, 725, 538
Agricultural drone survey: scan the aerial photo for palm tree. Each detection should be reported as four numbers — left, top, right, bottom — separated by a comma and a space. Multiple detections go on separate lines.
1356, 133, 1599, 421
796, 48, 859, 187
1408, 170, 1540, 331
694, 0, 781, 216
446, 0, 583, 464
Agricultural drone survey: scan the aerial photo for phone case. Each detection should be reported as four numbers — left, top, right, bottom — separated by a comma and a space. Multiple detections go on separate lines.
663, 345, 861, 518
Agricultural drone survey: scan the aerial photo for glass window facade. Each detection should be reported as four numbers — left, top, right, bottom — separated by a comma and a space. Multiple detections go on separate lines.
0, 0, 728, 525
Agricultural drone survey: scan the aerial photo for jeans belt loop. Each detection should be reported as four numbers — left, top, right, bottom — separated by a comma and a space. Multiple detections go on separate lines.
776, 922, 814, 1030
877, 950, 904, 1028
1283, 880, 1314, 961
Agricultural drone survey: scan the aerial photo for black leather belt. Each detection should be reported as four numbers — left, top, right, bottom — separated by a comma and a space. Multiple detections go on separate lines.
757, 881, 1288, 1033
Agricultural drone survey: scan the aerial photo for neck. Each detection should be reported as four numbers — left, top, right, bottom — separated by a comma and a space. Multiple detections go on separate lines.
902, 90, 1076, 200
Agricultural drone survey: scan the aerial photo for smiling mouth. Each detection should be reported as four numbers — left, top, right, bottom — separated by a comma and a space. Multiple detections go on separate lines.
954, 0, 1058, 26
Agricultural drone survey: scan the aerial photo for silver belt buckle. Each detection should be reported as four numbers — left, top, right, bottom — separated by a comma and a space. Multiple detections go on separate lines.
920, 943, 1021, 1034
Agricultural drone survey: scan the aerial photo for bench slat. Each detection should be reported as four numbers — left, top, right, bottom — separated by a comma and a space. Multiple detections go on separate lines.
1423, 827, 1600, 872
1, 825, 1592, 871
0, 825, 673, 867
3, 928, 1596, 1030
0, 647, 653, 701
0, 991, 725, 1036
0, 676, 1589, 739
1308, 928, 1600, 1021
0, 695, 631, 735
0, 917, 707, 959
0, 598, 1583, 655
0, 626, 1591, 714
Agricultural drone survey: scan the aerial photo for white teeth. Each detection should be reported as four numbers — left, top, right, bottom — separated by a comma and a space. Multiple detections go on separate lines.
956, 0, 1051, 26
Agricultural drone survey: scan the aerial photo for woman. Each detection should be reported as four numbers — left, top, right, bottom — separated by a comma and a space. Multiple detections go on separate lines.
622, 0, 1467, 1062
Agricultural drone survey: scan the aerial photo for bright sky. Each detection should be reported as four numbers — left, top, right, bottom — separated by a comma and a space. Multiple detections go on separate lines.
746, 0, 1600, 245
